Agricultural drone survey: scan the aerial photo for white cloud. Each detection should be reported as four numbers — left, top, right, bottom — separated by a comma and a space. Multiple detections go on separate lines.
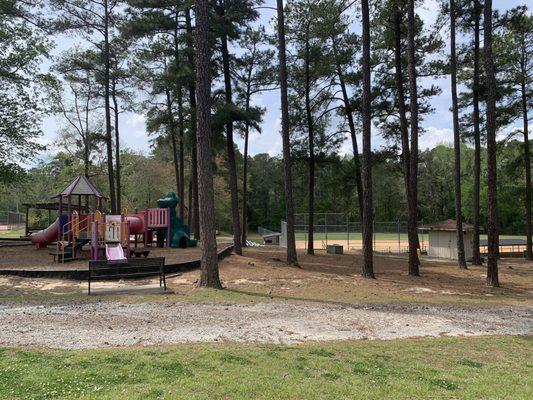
125, 113, 147, 138
420, 126, 453, 150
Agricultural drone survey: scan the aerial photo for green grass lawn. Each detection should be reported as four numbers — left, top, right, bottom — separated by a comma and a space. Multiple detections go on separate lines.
0, 228, 25, 239
1, 336, 531, 399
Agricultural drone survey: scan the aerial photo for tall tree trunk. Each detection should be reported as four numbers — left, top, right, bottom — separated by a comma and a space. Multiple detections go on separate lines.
112, 81, 121, 213
84, 81, 91, 178
407, 0, 420, 276
361, 0, 374, 278
304, 30, 315, 255
471, 0, 482, 265
276, 0, 298, 266
172, 19, 186, 221
165, 86, 181, 203
84, 138, 90, 178
185, 8, 200, 241
178, 88, 186, 221
450, 0, 467, 268
333, 49, 363, 220
393, 5, 418, 272
241, 84, 251, 247
188, 179, 193, 227
196, 0, 222, 288
103, 0, 116, 213
521, 53, 532, 260
218, 3, 243, 255
242, 120, 249, 247
483, 0, 499, 287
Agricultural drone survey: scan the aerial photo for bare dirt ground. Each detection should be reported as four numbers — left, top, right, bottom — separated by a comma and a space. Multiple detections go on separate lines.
0, 247, 531, 348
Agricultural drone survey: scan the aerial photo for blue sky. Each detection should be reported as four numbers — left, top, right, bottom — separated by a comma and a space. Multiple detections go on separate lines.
38, 0, 531, 162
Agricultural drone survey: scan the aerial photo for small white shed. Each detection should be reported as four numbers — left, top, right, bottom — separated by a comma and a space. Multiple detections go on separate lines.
419, 219, 474, 260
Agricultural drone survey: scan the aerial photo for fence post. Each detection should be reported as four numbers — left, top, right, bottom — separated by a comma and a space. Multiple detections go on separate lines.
325, 213, 328, 247
346, 214, 349, 251
373, 220, 376, 250
398, 219, 401, 253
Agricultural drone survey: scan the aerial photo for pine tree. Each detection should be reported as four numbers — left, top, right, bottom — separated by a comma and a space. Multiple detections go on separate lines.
361, 0, 374, 278
320, 0, 364, 222
123, 0, 191, 223
48, 48, 102, 178
373, 0, 444, 274
286, 0, 340, 255
196, 0, 222, 288
494, 6, 532, 260
213, 0, 260, 256
406, 0, 420, 276
49, 0, 119, 212
276, 0, 299, 266
232, 27, 277, 246
449, 0, 468, 268
484, 0, 499, 287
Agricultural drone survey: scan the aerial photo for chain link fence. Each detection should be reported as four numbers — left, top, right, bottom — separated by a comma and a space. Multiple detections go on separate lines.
0, 211, 25, 232
279, 213, 427, 253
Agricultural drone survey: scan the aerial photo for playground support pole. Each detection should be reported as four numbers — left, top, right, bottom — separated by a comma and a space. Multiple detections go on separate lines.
144, 210, 148, 247
167, 209, 171, 247
126, 221, 131, 258
91, 220, 97, 260
67, 197, 72, 243
58, 196, 63, 244
25, 207, 29, 237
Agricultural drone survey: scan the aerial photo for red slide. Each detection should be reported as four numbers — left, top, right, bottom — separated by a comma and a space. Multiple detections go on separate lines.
125, 214, 144, 234
31, 214, 144, 249
31, 218, 59, 248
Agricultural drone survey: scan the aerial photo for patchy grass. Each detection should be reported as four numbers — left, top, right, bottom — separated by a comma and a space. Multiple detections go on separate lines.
0, 228, 25, 239
0, 246, 531, 307
167, 248, 532, 307
0, 336, 531, 399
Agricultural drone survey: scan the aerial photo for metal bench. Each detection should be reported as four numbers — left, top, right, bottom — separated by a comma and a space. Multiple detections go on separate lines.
88, 257, 166, 295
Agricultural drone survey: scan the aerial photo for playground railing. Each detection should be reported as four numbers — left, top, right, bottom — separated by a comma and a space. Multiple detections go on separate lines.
56, 214, 92, 263
146, 208, 169, 228
91, 220, 131, 261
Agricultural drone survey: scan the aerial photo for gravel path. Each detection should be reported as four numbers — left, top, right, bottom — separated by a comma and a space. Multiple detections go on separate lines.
0, 301, 531, 349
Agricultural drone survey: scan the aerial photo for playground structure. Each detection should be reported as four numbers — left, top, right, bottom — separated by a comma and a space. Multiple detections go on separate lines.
30, 176, 196, 263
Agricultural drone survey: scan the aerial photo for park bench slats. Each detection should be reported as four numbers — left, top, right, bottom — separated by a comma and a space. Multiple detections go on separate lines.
88, 257, 166, 295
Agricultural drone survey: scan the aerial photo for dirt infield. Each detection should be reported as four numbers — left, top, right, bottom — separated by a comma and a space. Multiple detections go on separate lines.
295, 239, 414, 252
294, 239, 523, 254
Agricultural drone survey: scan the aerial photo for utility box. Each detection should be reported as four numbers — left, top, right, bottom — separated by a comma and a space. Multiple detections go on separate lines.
327, 244, 344, 254
419, 219, 474, 260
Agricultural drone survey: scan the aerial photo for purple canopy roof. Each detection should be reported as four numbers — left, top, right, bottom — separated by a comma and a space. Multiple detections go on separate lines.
51, 176, 107, 199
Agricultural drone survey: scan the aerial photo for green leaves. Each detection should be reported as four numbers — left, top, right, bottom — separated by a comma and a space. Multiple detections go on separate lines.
0, 8, 51, 183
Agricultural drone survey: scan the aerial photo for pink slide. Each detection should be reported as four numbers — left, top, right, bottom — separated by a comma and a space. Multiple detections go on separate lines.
105, 243, 126, 261
31, 218, 59, 248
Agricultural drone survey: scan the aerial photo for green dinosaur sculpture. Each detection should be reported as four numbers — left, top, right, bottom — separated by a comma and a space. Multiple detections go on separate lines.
156, 192, 197, 248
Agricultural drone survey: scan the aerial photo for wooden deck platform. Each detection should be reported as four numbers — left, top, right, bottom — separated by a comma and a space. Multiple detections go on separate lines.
0, 243, 234, 279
